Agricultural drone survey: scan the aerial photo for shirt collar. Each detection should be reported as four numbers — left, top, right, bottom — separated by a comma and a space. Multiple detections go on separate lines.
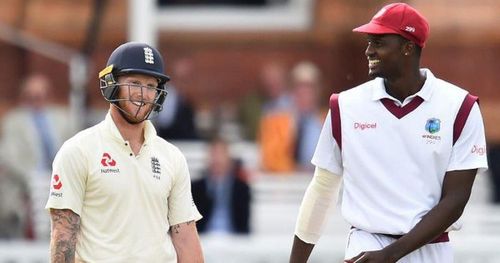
103, 111, 157, 145
371, 68, 435, 103
143, 119, 157, 145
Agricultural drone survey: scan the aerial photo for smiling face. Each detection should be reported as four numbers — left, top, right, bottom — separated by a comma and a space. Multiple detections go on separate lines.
365, 34, 409, 79
115, 74, 160, 124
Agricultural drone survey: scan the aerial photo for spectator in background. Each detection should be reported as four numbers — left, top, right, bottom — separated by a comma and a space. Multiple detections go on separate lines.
155, 57, 199, 140
191, 138, 251, 234
482, 103, 500, 204
0, 164, 28, 239
259, 62, 293, 115
239, 61, 292, 141
488, 146, 500, 203
0, 73, 73, 239
255, 62, 297, 172
291, 61, 325, 171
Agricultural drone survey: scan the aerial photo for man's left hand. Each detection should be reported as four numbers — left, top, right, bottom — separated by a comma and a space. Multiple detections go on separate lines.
344, 250, 396, 263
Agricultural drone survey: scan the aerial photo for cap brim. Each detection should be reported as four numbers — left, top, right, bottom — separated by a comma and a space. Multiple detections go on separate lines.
352, 22, 399, 35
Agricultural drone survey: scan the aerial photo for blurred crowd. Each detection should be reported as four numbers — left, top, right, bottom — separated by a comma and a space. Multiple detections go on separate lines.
0, 74, 73, 240
1, 58, 498, 241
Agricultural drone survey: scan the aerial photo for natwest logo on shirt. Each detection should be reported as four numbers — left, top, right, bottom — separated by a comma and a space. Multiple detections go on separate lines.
101, 153, 116, 167
100, 152, 120, 174
52, 174, 62, 190
50, 174, 63, 197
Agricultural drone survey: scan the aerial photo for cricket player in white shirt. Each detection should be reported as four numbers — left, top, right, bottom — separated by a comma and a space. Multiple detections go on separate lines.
289, 3, 488, 263
46, 42, 203, 262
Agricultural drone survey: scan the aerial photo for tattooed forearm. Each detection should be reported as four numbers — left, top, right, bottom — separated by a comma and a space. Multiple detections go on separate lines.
50, 209, 81, 263
170, 220, 195, 235
171, 224, 181, 234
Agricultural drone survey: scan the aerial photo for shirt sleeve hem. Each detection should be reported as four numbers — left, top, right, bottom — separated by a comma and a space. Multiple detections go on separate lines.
446, 163, 488, 174
45, 204, 82, 217
169, 213, 203, 227
311, 160, 343, 175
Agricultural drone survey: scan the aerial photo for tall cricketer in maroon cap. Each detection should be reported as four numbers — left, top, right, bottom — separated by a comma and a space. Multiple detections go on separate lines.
351, 2, 430, 92
353, 2, 429, 48
290, 2, 486, 263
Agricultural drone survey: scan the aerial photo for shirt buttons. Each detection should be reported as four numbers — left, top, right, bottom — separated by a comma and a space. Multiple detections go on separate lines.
129, 153, 133, 156
125, 143, 128, 146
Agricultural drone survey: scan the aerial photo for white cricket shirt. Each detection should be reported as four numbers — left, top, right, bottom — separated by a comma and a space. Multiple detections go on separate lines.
46, 113, 202, 262
312, 69, 488, 235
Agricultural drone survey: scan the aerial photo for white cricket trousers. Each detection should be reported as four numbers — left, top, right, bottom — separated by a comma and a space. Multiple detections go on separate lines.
345, 228, 453, 263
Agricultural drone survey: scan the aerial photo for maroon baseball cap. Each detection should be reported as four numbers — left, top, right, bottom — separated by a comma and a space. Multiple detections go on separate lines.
353, 3, 430, 48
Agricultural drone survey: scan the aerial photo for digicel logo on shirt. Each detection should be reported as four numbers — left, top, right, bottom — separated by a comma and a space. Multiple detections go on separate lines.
471, 145, 486, 156
354, 122, 377, 130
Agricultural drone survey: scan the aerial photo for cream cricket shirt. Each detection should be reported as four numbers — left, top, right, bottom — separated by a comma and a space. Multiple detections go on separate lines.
312, 69, 488, 235
46, 113, 202, 263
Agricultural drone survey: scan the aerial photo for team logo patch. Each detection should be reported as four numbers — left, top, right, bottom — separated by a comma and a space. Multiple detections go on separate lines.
52, 174, 62, 190
101, 153, 116, 167
151, 157, 161, 180
422, 118, 442, 143
144, 47, 154, 64
425, 118, 441, 134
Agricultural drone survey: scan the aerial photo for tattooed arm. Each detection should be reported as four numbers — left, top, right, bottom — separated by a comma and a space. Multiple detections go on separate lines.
50, 209, 81, 263
170, 220, 204, 263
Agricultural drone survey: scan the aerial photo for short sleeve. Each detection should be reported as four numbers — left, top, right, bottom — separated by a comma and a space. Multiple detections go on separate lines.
45, 141, 87, 216
447, 103, 489, 173
311, 110, 343, 175
167, 152, 202, 226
